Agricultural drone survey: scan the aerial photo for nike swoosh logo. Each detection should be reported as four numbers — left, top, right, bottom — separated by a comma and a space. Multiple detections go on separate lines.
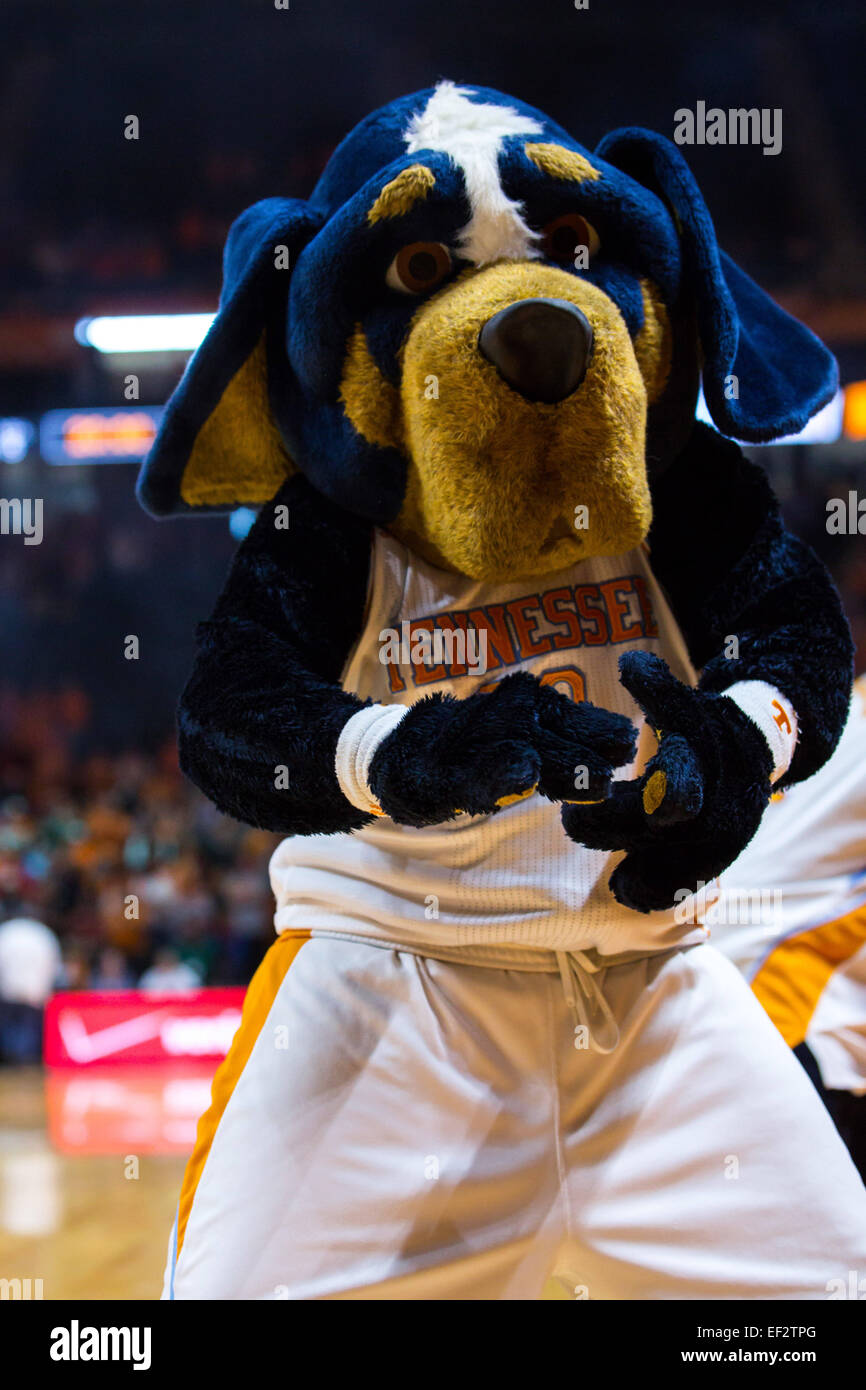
57, 1009, 171, 1062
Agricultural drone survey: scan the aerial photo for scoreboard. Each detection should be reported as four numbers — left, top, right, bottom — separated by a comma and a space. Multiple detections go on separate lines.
39, 406, 165, 465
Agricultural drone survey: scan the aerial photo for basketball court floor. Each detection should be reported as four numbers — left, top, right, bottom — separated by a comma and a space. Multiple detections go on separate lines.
0, 1066, 191, 1300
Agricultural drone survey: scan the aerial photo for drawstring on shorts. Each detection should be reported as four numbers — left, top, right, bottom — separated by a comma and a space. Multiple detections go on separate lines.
556, 950, 620, 1055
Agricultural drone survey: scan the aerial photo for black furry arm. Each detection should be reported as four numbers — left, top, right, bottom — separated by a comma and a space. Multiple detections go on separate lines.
648, 422, 853, 786
177, 474, 375, 834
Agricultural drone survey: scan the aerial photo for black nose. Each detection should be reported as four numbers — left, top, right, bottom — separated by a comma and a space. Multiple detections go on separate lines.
478, 297, 594, 404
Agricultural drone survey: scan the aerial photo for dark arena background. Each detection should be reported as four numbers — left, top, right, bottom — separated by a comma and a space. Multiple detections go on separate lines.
1, 0, 865, 1335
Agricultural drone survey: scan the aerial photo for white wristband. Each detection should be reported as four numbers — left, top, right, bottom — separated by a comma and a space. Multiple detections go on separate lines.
335, 703, 409, 815
723, 681, 798, 784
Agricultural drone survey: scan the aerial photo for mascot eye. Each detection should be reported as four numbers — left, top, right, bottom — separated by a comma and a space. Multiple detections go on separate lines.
386, 242, 452, 294
542, 213, 600, 266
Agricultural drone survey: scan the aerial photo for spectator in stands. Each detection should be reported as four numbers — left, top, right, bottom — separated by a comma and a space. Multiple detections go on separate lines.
89, 946, 134, 991
0, 916, 61, 1062
138, 947, 202, 993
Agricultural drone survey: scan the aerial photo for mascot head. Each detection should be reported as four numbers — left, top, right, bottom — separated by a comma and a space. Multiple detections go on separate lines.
138, 81, 836, 582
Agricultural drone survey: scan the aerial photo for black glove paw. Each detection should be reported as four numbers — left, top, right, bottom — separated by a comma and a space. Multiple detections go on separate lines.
368, 672, 637, 828
562, 651, 775, 913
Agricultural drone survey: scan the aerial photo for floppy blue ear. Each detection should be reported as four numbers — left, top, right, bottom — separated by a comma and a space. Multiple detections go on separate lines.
596, 127, 838, 442
137, 197, 323, 516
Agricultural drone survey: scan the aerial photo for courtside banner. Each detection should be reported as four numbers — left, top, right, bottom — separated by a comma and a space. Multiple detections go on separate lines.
43, 989, 244, 1067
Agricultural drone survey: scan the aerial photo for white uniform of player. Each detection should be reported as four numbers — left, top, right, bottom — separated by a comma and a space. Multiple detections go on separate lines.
712, 676, 866, 1096
165, 534, 866, 1300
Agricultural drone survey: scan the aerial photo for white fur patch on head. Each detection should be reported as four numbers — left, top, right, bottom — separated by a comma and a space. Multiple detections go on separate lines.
404, 81, 543, 265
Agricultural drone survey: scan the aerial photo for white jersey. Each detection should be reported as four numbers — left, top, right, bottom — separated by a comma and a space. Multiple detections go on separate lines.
271, 530, 707, 960
711, 677, 866, 1093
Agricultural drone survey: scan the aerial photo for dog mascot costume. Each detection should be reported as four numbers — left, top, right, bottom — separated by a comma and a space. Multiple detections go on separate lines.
140, 83, 866, 1299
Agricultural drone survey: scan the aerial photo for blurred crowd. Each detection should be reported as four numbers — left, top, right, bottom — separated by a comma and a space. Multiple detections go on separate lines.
1, 145, 333, 309
0, 691, 280, 1004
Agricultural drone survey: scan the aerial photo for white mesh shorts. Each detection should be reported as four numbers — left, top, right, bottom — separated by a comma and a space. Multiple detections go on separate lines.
164, 932, 866, 1300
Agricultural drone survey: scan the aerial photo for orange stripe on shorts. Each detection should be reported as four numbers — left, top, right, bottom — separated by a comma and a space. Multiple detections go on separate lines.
175, 929, 311, 1260
751, 905, 866, 1048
